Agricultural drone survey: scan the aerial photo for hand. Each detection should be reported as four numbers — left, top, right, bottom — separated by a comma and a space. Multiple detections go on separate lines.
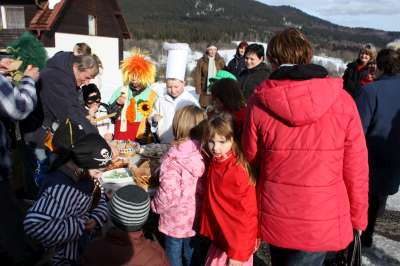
24, 65, 39, 81
255, 238, 261, 251
116, 92, 127, 105
85, 219, 97, 232
103, 133, 113, 142
0, 58, 13, 72
110, 144, 120, 162
152, 114, 162, 123
86, 114, 97, 125
227, 258, 243, 266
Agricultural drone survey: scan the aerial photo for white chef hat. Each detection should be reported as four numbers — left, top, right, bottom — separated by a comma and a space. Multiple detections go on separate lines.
163, 42, 190, 82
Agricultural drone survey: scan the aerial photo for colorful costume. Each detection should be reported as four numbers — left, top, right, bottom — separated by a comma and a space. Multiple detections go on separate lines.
109, 50, 157, 141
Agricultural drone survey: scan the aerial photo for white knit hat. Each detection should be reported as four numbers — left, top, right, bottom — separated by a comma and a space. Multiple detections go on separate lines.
163, 42, 190, 82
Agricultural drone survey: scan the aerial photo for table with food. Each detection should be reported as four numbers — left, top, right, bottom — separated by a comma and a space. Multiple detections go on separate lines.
101, 140, 170, 195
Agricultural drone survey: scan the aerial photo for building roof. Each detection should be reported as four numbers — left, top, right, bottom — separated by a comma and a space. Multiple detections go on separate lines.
28, 0, 65, 31
28, 0, 131, 38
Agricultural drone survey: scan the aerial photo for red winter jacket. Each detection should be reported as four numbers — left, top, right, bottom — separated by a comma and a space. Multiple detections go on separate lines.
200, 152, 258, 261
242, 76, 369, 251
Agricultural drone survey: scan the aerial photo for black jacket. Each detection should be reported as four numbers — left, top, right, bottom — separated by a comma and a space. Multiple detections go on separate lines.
239, 62, 270, 100
21, 52, 97, 148
342, 61, 369, 99
356, 75, 400, 196
227, 54, 246, 78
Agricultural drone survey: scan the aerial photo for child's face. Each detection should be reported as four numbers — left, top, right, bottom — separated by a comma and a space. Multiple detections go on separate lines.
208, 133, 233, 158
86, 92, 100, 111
166, 79, 184, 98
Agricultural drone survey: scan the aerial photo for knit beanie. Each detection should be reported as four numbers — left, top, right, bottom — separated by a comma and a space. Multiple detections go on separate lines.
71, 133, 112, 169
109, 185, 150, 232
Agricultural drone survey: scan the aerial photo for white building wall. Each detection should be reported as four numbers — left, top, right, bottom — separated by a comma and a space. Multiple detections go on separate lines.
45, 32, 123, 102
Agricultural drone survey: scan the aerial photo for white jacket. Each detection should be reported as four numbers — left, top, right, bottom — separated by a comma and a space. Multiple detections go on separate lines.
149, 88, 199, 143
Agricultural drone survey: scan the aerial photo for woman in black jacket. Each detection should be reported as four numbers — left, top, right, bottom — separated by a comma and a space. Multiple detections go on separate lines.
342, 44, 376, 98
226, 41, 248, 78
239, 43, 271, 100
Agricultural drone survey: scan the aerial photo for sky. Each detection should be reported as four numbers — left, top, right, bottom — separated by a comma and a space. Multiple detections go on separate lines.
257, 0, 400, 32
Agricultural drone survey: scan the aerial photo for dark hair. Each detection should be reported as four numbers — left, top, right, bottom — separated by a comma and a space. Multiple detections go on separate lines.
267, 28, 313, 66
82, 83, 101, 103
377, 48, 400, 75
245, 43, 264, 59
238, 41, 248, 49
211, 79, 245, 112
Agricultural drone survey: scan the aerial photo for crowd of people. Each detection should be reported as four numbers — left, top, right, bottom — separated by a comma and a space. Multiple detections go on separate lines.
0, 27, 400, 266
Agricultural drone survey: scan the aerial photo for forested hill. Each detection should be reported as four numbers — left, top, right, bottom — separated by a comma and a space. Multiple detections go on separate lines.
118, 0, 400, 53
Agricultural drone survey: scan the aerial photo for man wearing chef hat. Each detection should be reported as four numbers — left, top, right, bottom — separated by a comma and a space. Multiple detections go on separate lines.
149, 43, 199, 144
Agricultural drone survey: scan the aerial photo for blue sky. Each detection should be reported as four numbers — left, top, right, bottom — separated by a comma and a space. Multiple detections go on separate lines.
257, 0, 400, 32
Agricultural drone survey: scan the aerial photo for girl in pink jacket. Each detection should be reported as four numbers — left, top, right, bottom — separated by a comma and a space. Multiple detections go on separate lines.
151, 105, 206, 266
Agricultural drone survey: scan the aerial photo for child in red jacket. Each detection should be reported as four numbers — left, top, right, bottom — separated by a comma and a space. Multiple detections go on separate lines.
200, 113, 258, 266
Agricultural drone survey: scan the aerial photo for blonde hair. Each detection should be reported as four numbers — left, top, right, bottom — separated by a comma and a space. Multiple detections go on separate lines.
203, 112, 255, 184
172, 105, 206, 143
359, 43, 377, 61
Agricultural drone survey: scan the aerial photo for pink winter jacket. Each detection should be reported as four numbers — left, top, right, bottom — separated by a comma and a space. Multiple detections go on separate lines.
151, 139, 205, 238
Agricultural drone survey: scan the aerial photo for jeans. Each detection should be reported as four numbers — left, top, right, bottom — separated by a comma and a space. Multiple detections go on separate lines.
270, 245, 327, 266
165, 235, 194, 266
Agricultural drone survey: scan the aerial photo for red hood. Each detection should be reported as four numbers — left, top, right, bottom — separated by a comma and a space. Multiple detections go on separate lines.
254, 77, 342, 126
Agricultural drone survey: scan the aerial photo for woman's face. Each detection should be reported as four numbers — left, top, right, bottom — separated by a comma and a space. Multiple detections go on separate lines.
359, 52, 371, 65
73, 66, 97, 87
238, 47, 246, 56
208, 133, 233, 158
245, 53, 263, 69
207, 47, 217, 58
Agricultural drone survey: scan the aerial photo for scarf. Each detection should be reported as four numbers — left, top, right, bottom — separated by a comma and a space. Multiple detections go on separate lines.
207, 57, 217, 94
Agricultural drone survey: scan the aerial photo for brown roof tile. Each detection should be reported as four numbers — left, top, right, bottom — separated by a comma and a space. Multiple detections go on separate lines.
29, 0, 66, 31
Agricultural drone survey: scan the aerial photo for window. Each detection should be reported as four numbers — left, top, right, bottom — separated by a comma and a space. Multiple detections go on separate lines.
0, 6, 4, 29
88, 15, 97, 36
1, 6, 25, 29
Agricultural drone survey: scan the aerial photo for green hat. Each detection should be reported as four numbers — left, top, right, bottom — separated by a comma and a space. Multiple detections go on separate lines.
209, 70, 237, 84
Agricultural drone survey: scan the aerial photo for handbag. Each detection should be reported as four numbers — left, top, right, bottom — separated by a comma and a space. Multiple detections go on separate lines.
348, 231, 362, 266
323, 231, 362, 266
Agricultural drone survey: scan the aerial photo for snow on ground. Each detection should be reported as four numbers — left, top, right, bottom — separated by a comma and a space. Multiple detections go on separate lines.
363, 234, 400, 265
387, 192, 400, 211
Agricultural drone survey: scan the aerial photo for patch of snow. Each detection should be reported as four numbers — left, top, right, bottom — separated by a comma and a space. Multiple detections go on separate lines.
362, 234, 400, 265
386, 192, 400, 211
